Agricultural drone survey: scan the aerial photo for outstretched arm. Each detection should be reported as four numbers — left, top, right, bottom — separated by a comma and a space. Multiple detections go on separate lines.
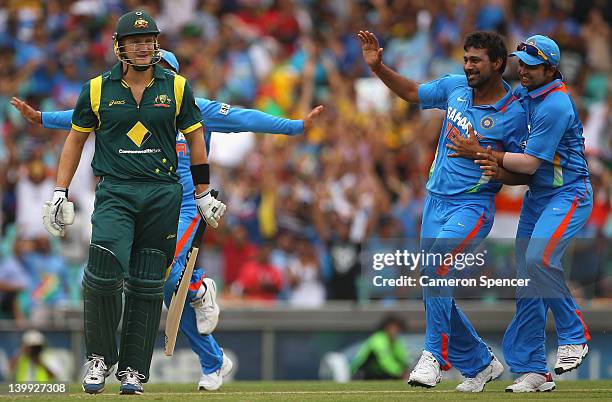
42, 110, 74, 131
357, 30, 420, 104
197, 98, 323, 135
11, 97, 73, 131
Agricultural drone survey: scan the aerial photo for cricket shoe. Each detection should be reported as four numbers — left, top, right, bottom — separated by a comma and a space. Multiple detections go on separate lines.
118, 367, 145, 395
554, 344, 588, 374
190, 277, 220, 335
82, 355, 113, 394
199, 352, 234, 391
456, 354, 504, 392
408, 351, 442, 388
505, 372, 555, 393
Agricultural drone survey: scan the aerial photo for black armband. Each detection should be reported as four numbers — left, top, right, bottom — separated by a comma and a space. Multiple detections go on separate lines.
190, 164, 210, 185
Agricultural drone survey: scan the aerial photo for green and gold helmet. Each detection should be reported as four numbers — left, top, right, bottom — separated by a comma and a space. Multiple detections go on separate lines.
113, 10, 161, 67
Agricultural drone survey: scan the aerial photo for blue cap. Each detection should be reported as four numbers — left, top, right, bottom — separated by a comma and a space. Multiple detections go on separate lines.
159, 49, 180, 73
510, 35, 560, 67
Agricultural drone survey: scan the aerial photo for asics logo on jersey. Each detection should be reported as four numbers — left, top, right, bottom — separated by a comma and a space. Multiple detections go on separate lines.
457, 96, 468, 102
109, 100, 126, 107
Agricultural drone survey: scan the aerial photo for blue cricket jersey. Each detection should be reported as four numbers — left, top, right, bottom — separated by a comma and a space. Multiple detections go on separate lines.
514, 79, 589, 191
42, 98, 304, 205
418, 74, 527, 197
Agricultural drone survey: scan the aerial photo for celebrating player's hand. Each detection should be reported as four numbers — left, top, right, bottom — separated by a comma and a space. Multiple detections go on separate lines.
358, 30, 383, 71
42, 188, 75, 237
446, 124, 485, 160
475, 147, 499, 178
195, 189, 226, 229
303, 105, 324, 134
10, 97, 42, 125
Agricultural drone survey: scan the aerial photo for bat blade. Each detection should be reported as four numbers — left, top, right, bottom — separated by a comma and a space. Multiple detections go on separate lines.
164, 246, 199, 356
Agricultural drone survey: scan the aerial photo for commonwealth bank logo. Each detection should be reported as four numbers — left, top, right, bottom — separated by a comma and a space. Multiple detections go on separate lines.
126, 121, 151, 147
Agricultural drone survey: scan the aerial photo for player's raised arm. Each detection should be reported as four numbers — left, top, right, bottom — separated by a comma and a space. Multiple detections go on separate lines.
358, 30, 420, 104
10, 97, 42, 124
11, 97, 74, 130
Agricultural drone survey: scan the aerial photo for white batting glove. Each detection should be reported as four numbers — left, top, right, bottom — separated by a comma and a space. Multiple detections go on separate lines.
42, 187, 75, 237
195, 189, 226, 229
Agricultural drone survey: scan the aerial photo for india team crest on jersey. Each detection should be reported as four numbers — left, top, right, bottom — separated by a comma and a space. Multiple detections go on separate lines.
480, 116, 495, 130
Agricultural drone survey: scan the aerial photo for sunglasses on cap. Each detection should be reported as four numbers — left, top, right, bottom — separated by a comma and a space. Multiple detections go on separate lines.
516, 42, 550, 64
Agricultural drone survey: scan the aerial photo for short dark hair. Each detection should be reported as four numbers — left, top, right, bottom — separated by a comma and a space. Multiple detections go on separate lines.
464, 31, 508, 74
377, 314, 407, 332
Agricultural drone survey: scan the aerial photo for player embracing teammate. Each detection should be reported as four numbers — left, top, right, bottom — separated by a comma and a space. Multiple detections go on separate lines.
361, 26, 591, 392
449, 35, 592, 392
359, 30, 526, 392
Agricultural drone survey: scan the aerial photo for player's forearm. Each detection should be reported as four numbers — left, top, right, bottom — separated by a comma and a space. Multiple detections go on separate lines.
492, 150, 505, 165
502, 152, 542, 175
184, 127, 209, 194
497, 168, 531, 185
371, 63, 420, 104
227, 108, 303, 135
42, 110, 74, 131
56, 129, 88, 188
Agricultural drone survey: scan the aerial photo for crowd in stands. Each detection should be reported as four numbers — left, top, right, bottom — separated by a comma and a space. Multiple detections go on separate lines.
0, 0, 610, 321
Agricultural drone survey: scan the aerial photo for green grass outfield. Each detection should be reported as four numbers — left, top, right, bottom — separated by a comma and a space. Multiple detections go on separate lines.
1, 380, 611, 401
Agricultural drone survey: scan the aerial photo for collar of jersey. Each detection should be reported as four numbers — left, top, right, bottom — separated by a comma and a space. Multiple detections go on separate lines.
109, 62, 167, 81
470, 79, 513, 111
526, 79, 563, 99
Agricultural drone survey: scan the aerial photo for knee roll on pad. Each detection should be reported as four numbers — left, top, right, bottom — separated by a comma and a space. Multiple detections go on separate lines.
83, 244, 124, 294
82, 244, 123, 367
124, 248, 167, 298
118, 249, 167, 382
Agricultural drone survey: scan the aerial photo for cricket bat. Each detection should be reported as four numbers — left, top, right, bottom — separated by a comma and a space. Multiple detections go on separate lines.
164, 218, 206, 356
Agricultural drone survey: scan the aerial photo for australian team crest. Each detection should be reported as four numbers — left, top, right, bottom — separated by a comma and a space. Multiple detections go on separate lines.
154, 94, 172, 108
134, 18, 148, 29
480, 116, 495, 130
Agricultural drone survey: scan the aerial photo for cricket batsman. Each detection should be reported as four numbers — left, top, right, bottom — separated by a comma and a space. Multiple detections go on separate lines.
41, 11, 225, 395
359, 30, 529, 392
448, 35, 592, 392
13, 49, 323, 391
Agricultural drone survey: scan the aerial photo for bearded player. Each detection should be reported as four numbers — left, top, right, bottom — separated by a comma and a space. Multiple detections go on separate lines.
359, 30, 528, 392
